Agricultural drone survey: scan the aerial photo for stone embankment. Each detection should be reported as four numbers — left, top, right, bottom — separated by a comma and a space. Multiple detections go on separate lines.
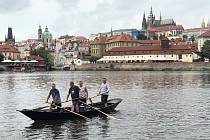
76, 62, 210, 71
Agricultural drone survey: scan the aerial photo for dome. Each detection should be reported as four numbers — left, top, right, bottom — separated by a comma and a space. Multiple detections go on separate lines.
42, 31, 52, 38
42, 26, 52, 38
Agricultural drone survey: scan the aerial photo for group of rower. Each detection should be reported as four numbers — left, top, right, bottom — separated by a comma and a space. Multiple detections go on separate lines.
46, 78, 110, 112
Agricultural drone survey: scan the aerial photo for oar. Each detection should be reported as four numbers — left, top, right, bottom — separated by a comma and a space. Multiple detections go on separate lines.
35, 95, 100, 111
33, 106, 49, 111
79, 100, 119, 120
47, 102, 89, 120
64, 95, 100, 103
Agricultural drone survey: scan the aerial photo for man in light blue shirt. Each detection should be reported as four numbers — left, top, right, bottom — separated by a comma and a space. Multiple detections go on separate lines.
98, 78, 110, 107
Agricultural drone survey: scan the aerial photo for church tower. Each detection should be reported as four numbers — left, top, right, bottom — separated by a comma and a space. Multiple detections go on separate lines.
38, 25, 42, 41
207, 20, 210, 28
201, 19, 206, 28
147, 7, 154, 29
5, 27, 15, 45
110, 25, 113, 36
142, 12, 147, 30
159, 12, 162, 21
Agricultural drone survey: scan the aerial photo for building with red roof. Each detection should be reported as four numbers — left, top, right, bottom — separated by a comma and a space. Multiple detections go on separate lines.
182, 27, 210, 42
98, 40, 198, 63
198, 30, 210, 51
0, 45, 20, 60
147, 25, 184, 40
90, 33, 160, 57
24, 55, 45, 66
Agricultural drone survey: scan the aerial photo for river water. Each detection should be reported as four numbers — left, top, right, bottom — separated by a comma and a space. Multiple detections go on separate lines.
0, 71, 210, 140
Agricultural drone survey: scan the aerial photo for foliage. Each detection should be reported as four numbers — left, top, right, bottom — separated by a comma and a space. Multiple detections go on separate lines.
89, 56, 101, 63
201, 40, 210, 59
182, 35, 188, 40
30, 48, 54, 67
136, 34, 147, 40
0, 53, 5, 62
189, 35, 195, 42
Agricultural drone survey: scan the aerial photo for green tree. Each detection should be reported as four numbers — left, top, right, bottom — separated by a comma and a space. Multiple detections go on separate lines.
201, 40, 210, 59
30, 48, 54, 69
137, 34, 147, 40
90, 56, 101, 63
183, 35, 188, 40
0, 53, 5, 62
190, 35, 195, 42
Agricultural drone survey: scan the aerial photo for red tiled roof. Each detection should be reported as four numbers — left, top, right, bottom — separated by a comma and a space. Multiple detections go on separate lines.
106, 34, 134, 43
199, 30, 210, 38
105, 44, 197, 55
72, 36, 88, 40
184, 27, 210, 32
91, 33, 160, 45
0, 45, 20, 53
148, 25, 184, 32
136, 40, 160, 44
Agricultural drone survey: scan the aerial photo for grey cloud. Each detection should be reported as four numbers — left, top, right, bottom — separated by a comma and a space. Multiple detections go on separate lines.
1, 0, 210, 40
0, 0, 31, 13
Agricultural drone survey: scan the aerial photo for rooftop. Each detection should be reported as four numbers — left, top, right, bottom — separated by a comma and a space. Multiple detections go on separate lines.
184, 27, 210, 32
105, 43, 197, 55
0, 45, 19, 53
199, 30, 210, 38
148, 25, 184, 32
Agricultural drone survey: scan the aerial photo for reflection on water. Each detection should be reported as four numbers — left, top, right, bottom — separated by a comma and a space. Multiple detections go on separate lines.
1, 71, 210, 139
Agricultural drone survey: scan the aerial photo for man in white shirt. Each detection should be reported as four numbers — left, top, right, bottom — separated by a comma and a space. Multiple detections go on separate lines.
98, 78, 110, 107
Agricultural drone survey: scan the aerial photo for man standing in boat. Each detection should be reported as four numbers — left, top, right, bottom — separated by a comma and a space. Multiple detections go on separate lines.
66, 81, 80, 112
98, 78, 110, 107
46, 83, 62, 112
78, 81, 88, 111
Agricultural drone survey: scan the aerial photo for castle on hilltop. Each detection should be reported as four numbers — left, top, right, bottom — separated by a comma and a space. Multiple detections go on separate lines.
142, 7, 176, 30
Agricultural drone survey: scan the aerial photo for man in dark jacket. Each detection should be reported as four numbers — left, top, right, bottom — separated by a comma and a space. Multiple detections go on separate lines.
46, 83, 62, 112
66, 81, 80, 112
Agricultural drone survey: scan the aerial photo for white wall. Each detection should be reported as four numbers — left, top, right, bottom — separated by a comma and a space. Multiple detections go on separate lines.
100, 53, 194, 63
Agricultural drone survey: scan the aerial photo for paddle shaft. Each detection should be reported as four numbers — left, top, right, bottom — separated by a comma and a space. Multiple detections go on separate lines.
48, 102, 89, 120
63, 94, 100, 103
33, 106, 49, 111
79, 100, 119, 120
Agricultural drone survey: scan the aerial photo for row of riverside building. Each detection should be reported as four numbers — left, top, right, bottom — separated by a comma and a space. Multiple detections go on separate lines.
90, 7, 210, 63
1, 7, 210, 68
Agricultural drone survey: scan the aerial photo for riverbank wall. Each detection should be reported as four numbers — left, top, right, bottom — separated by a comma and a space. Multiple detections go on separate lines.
76, 62, 210, 71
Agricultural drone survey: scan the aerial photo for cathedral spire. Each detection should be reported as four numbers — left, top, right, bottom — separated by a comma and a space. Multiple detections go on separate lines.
150, 6, 153, 16
207, 19, 210, 28
142, 12, 147, 30
110, 25, 113, 36
201, 19, 205, 28
160, 12, 162, 21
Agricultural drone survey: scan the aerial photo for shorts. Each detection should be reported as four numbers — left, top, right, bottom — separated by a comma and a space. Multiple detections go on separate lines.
101, 94, 108, 104
52, 101, 62, 108
51, 101, 62, 111
78, 98, 87, 106
72, 99, 79, 107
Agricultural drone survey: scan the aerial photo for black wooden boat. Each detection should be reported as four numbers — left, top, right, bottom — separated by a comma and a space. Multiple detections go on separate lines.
17, 98, 122, 121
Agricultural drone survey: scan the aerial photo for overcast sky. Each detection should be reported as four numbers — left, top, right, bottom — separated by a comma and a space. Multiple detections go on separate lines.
0, 0, 209, 41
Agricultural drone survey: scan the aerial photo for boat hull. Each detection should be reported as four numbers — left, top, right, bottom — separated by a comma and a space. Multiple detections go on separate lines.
18, 98, 122, 121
